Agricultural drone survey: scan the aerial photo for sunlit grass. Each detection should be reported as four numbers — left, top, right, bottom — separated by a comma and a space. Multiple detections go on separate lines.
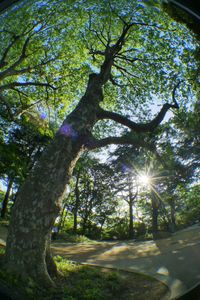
0, 248, 168, 300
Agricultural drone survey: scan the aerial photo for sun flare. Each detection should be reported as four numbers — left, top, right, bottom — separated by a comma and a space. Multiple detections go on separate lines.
138, 174, 151, 186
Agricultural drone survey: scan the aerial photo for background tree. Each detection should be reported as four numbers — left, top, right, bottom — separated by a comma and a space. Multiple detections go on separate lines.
0, 118, 52, 218
66, 155, 118, 238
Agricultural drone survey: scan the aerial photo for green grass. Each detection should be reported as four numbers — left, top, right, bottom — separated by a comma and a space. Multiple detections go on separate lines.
55, 232, 93, 244
0, 246, 169, 300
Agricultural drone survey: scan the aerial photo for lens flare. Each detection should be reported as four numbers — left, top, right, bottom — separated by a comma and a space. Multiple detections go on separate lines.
138, 174, 151, 186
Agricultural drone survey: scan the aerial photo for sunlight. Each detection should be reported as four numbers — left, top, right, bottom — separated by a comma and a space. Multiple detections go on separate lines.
138, 174, 151, 187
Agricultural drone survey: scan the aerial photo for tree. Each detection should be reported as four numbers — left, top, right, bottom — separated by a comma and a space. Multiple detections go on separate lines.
68, 155, 117, 238
109, 145, 141, 239
0, 119, 52, 218
2, 0, 198, 287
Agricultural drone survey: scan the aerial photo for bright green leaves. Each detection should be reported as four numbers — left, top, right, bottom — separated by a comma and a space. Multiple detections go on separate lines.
0, 0, 199, 144
1, 0, 198, 122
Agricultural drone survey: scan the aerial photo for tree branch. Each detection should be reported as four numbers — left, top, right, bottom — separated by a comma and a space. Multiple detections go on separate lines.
0, 21, 42, 68
85, 133, 147, 150
0, 35, 31, 80
113, 63, 139, 78
109, 74, 125, 87
97, 102, 178, 133
172, 81, 181, 109
0, 81, 56, 91
97, 23, 135, 85
0, 35, 20, 68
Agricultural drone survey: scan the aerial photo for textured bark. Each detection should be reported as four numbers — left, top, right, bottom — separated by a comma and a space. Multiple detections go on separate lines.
5, 90, 99, 286
0, 178, 13, 219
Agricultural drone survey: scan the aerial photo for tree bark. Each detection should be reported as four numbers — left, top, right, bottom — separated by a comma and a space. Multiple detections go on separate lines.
1, 178, 13, 219
5, 93, 98, 286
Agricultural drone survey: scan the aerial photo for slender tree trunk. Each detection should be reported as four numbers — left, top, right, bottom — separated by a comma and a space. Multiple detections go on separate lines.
128, 200, 134, 238
170, 201, 176, 232
58, 202, 68, 233
73, 210, 78, 233
151, 193, 159, 235
127, 177, 137, 239
1, 178, 13, 219
73, 171, 80, 232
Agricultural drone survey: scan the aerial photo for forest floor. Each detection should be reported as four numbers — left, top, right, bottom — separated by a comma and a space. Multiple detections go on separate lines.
1, 224, 200, 299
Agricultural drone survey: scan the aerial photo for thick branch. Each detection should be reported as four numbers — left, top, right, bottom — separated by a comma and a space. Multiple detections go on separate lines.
172, 81, 181, 109
85, 134, 147, 150
0, 22, 39, 68
0, 81, 56, 91
0, 56, 57, 80
0, 35, 31, 80
98, 23, 134, 85
0, 36, 20, 68
97, 103, 178, 133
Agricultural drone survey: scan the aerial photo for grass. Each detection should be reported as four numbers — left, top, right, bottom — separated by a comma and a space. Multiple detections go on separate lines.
0, 245, 169, 300
54, 232, 95, 244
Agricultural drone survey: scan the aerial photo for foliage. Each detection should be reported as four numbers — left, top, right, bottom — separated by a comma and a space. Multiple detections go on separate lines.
55, 232, 92, 244
102, 216, 129, 240
177, 185, 200, 226
61, 154, 119, 239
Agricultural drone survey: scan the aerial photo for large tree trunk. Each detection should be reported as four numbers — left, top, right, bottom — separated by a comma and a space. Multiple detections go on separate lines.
6, 136, 82, 286
5, 80, 100, 286
0, 178, 13, 218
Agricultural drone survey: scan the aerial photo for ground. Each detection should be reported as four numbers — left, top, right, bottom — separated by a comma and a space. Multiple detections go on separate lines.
1, 224, 200, 299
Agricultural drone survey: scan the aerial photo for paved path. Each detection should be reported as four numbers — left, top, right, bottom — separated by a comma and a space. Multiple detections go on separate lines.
1, 225, 200, 299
